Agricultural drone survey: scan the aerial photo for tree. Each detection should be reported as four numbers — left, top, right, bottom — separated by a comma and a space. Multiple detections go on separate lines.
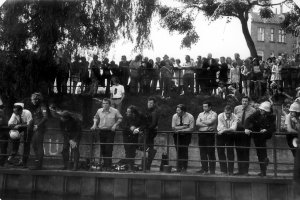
158, 0, 292, 58
0, 0, 158, 102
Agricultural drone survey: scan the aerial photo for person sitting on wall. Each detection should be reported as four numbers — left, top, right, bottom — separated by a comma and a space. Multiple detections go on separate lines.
49, 104, 82, 171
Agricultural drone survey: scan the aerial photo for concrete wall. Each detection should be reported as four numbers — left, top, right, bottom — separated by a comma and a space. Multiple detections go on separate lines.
0, 169, 297, 200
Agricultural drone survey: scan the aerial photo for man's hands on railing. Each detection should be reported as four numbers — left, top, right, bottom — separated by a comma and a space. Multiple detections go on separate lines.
245, 129, 252, 135
260, 129, 267, 133
90, 125, 97, 131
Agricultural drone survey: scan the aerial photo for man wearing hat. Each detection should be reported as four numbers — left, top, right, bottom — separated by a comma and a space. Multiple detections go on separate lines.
7, 103, 33, 168
49, 104, 82, 171
285, 102, 300, 157
244, 101, 276, 176
28, 93, 48, 170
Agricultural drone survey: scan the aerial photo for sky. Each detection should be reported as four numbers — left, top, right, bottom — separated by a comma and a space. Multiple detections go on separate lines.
0, 0, 294, 62
107, 0, 290, 62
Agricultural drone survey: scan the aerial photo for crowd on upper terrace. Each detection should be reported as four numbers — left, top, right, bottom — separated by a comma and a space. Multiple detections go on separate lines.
54, 49, 299, 101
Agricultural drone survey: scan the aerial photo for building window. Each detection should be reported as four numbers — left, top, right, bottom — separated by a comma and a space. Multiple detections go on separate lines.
278, 29, 285, 43
257, 51, 264, 60
270, 28, 274, 42
258, 28, 265, 41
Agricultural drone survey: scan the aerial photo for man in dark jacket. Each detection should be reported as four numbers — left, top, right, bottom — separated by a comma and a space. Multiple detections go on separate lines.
28, 92, 48, 170
122, 105, 145, 170
145, 97, 159, 170
49, 104, 82, 171
244, 101, 276, 176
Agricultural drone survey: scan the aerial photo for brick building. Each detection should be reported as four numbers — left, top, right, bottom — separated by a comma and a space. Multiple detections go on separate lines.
251, 12, 297, 60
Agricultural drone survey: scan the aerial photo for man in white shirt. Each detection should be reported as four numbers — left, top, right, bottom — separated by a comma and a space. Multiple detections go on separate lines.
196, 101, 218, 174
182, 55, 195, 95
217, 105, 238, 175
8, 103, 33, 167
110, 77, 125, 111
172, 104, 194, 172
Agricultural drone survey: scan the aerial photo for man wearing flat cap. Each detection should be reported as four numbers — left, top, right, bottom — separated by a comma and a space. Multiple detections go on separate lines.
49, 104, 82, 171
27, 93, 48, 170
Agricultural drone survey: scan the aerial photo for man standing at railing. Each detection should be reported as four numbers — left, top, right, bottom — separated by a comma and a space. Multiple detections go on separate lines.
91, 98, 123, 171
196, 101, 218, 175
145, 97, 159, 170
217, 105, 238, 175
172, 104, 194, 173
28, 93, 48, 170
182, 55, 195, 95
234, 96, 256, 176
244, 101, 276, 177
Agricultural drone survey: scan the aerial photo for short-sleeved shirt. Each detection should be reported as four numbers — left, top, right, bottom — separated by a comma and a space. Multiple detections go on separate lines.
94, 107, 123, 130
172, 112, 194, 130
196, 110, 218, 132
217, 112, 238, 132
8, 109, 32, 126
110, 84, 125, 99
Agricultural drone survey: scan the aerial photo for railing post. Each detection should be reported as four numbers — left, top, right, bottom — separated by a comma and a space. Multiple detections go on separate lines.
143, 131, 146, 172
273, 133, 278, 177
167, 131, 170, 165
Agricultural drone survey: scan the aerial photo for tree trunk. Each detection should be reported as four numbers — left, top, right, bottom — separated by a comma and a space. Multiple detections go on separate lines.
239, 17, 258, 58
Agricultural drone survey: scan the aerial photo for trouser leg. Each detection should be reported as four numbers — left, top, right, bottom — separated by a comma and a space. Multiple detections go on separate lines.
198, 133, 208, 171
217, 135, 227, 173
226, 134, 235, 174
207, 133, 216, 173
99, 130, 115, 167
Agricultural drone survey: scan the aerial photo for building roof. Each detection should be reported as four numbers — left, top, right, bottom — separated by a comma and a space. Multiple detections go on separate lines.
251, 12, 283, 24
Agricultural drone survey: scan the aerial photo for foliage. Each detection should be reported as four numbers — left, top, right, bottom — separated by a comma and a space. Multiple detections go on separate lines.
0, 0, 158, 105
158, 0, 292, 57
281, 2, 300, 36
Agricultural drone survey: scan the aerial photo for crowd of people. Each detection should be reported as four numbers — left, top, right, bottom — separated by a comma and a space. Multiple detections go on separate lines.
1, 91, 300, 177
55, 50, 299, 100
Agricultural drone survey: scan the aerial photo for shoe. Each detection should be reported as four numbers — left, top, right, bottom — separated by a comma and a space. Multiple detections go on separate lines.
258, 171, 266, 177
7, 156, 15, 164
15, 161, 27, 168
220, 171, 227, 176
234, 172, 243, 176
228, 172, 234, 176
181, 168, 187, 173
173, 168, 182, 173
197, 169, 209, 175
29, 160, 42, 170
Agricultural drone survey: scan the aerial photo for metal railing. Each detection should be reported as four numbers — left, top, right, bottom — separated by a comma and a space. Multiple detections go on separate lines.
0, 128, 297, 177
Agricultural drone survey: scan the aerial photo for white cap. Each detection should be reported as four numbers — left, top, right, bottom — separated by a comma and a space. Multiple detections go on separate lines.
259, 101, 271, 112
14, 103, 24, 108
289, 102, 300, 112
9, 130, 20, 139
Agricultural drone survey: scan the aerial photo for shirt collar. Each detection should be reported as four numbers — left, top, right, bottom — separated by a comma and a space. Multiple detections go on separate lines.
102, 107, 111, 113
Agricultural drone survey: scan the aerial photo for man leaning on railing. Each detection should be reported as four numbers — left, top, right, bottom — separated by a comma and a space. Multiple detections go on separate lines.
217, 105, 238, 176
244, 101, 276, 177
